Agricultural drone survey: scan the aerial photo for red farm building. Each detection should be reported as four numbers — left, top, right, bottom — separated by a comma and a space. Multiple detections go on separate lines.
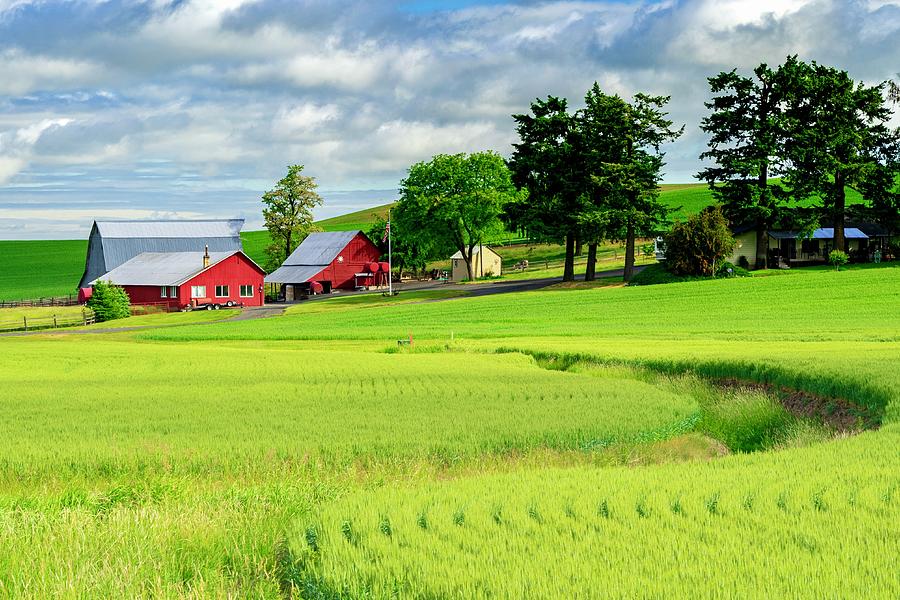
89, 249, 266, 309
266, 230, 383, 299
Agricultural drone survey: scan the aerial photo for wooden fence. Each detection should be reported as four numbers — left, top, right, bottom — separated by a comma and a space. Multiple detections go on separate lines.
0, 294, 79, 308
0, 308, 96, 333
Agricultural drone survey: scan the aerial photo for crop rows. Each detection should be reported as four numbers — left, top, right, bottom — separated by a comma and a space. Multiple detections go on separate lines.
293, 427, 900, 599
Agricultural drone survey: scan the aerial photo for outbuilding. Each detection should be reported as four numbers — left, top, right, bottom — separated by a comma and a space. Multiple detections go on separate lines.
265, 230, 382, 299
89, 248, 265, 309
79, 219, 244, 288
450, 245, 502, 281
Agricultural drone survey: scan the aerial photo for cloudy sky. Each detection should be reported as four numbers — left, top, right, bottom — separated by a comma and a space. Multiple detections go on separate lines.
0, 0, 898, 239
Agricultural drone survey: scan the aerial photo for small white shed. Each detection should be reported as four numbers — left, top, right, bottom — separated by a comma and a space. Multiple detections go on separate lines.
450, 245, 502, 281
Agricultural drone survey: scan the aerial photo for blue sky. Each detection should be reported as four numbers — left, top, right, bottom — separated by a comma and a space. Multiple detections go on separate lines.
0, 0, 898, 239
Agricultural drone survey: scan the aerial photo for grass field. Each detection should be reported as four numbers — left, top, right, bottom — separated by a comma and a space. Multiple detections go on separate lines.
0, 261, 898, 596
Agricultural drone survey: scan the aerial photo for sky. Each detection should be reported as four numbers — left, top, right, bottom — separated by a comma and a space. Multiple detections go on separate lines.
0, 0, 898, 239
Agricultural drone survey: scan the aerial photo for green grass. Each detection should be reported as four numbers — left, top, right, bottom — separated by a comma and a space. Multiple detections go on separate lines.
0, 239, 87, 300
316, 202, 393, 231
0, 201, 898, 596
293, 428, 897, 599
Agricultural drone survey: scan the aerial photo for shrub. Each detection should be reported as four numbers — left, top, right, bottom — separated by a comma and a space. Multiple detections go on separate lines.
663, 205, 736, 276
829, 249, 849, 271
737, 255, 750, 269
86, 280, 131, 322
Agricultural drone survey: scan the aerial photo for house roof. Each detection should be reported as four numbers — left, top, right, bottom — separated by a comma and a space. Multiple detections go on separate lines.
281, 230, 360, 265
769, 228, 868, 240
89, 250, 252, 286
450, 245, 500, 260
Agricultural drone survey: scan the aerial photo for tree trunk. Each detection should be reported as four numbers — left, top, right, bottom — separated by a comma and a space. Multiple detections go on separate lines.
563, 231, 576, 282
754, 225, 768, 270
584, 243, 598, 281
756, 158, 769, 269
833, 172, 846, 253
575, 237, 583, 257
285, 232, 292, 261
623, 218, 636, 282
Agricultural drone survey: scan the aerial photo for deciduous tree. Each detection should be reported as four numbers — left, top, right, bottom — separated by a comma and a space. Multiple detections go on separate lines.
262, 165, 323, 271
397, 152, 521, 281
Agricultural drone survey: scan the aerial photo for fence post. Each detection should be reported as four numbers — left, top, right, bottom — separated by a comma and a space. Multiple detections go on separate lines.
53, 315, 58, 328
23, 316, 27, 332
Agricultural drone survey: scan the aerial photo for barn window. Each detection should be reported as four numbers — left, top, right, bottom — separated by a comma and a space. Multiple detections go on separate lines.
170, 286, 178, 297
215, 285, 229, 297
239, 285, 253, 297
160, 286, 168, 298
191, 285, 206, 298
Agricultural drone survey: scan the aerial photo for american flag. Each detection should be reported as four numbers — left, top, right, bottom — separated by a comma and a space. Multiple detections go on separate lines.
382, 221, 390, 243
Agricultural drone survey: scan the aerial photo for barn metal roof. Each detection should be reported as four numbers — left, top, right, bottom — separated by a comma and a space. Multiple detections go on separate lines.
78, 219, 245, 288
264, 264, 325, 284
95, 219, 244, 239
282, 230, 360, 265
768, 228, 868, 240
89, 251, 239, 286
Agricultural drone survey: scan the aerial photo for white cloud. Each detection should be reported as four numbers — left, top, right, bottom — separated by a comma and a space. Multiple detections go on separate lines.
0, 49, 100, 95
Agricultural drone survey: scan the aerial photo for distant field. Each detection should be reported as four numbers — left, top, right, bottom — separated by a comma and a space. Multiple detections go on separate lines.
0, 240, 87, 301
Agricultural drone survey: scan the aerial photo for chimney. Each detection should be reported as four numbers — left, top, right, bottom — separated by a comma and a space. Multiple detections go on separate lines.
203, 245, 210, 269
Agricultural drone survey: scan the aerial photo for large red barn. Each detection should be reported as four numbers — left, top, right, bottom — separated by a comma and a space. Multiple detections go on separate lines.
266, 230, 382, 296
89, 249, 265, 309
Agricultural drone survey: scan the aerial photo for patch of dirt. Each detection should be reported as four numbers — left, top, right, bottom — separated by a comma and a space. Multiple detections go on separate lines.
715, 378, 879, 432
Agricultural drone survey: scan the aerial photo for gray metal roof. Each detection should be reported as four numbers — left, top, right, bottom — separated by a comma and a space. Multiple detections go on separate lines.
89, 251, 239, 286
95, 219, 244, 239
265, 264, 326, 284
282, 230, 360, 265
78, 219, 244, 288
769, 228, 868, 240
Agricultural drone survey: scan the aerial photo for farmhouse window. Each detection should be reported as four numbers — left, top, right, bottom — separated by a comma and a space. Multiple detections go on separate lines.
215, 285, 229, 297
191, 285, 206, 298
170, 286, 178, 297
239, 285, 253, 298
160, 286, 168, 298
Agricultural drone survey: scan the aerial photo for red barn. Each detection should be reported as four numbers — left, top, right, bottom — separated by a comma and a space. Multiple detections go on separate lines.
89, 249, 266, 309
266, 230, 382, 296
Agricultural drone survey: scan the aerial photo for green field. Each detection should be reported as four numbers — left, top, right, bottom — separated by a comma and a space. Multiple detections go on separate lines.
0, 262, 898, 596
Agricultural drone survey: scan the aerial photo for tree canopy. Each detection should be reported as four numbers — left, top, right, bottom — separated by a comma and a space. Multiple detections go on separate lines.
697, 63, 786, 268
396, 152, 522, 281
262, 165, 323, 271
779, 57, 900, 252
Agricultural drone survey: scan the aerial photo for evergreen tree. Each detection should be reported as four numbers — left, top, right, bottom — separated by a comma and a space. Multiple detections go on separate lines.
697, 63, 786, 269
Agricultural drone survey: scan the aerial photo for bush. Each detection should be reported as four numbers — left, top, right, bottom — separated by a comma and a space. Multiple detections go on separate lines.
87, 281, 131, 322
737, 255, 750, 269
663, 205, 736, 276
828, 249, 849, 271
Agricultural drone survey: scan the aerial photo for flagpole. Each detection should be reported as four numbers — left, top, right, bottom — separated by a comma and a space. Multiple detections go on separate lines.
387, 211, 393, 295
